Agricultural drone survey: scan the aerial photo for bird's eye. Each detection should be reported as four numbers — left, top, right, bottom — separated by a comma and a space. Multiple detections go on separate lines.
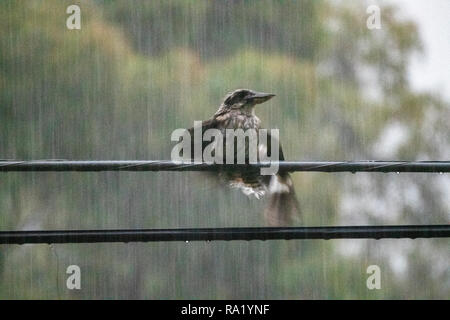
236, 91, 249, 100
225, 91, 248, 105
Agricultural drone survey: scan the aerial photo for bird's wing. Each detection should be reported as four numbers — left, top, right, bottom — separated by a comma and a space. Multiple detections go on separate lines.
260, 130, 285, 186
265, 130, 285, 161
187, 118, 218, 160
262, 131, 301, 225
187, 118, 218, 135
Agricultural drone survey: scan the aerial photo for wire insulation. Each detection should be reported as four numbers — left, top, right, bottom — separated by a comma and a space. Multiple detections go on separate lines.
0, 160, 449, 172
0, 225, 449, 244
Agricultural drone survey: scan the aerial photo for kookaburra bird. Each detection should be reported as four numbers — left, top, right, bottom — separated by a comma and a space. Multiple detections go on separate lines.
187, 89, 300, 225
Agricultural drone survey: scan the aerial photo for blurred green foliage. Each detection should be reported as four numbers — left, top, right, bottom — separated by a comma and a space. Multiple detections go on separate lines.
0, 0, 448, 299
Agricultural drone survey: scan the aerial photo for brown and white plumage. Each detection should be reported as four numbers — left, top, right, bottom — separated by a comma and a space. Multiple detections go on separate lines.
187, 89, 300, 225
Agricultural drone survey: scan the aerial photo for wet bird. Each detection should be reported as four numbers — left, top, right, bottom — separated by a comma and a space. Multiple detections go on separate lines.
188, 89, 300, 225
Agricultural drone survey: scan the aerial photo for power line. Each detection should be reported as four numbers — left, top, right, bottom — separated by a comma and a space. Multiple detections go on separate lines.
0, 160, 449, 172
0, 225, 448, 244
1, 160, 447, 244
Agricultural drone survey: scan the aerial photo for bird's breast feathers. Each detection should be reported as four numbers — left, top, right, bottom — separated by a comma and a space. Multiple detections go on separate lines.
215, 111, 261, 130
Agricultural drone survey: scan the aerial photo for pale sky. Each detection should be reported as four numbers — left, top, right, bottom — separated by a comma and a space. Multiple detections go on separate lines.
384, 0, 450, 100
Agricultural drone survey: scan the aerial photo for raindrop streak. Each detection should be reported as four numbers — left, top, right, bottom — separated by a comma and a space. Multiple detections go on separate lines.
1, 0, 448, 300
49, 244, 60, 298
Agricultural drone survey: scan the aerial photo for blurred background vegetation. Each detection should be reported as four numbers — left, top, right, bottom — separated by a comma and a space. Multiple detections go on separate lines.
0, 0, 448, 299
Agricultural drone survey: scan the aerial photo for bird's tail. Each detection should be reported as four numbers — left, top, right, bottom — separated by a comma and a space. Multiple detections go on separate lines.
264, 173, 300, 226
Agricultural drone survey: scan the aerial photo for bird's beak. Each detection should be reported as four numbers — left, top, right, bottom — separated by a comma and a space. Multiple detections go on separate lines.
249, 92, 276, 104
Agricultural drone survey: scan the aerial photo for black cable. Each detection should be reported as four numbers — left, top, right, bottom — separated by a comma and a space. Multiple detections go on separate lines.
0, 225, 449, 244
0, 160, 449, 172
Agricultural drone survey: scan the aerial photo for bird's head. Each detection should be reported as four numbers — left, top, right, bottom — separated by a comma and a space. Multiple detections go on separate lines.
220, 89, 275, 112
